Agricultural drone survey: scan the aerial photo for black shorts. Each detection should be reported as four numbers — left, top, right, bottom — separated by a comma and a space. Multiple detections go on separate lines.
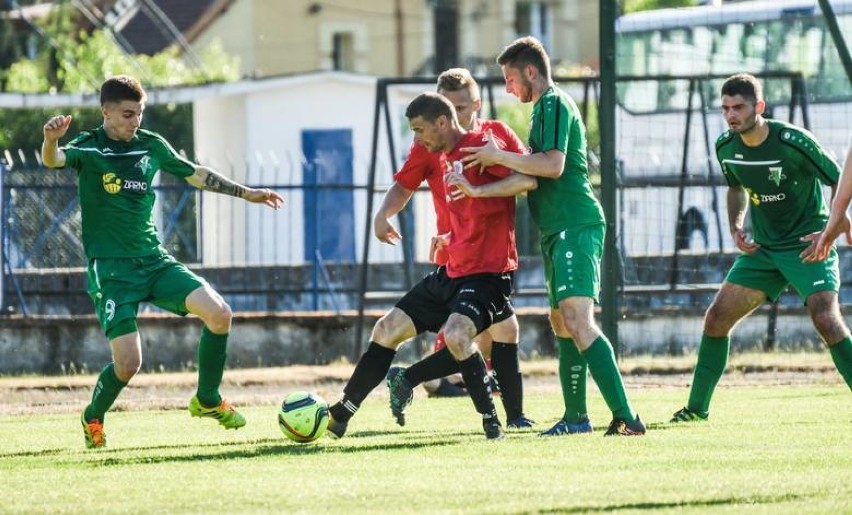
395, 266, 514, 335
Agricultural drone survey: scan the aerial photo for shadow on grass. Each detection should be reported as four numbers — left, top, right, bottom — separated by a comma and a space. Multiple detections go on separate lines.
0, 448, 66, 459
78, 434, 468, 467
540, 493, 807, 512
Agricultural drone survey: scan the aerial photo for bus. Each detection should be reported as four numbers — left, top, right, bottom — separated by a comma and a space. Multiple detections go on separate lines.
613, 0, 852, 256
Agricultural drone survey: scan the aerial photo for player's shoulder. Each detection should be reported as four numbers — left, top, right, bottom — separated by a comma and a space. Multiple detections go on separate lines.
65, 129, 98, 148
135, 128, 169, 146
772, 120, 822, 155
714, 129, 735, 152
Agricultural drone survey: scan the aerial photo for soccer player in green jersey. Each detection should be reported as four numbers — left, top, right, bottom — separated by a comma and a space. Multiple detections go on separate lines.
41, 75, 284, 448
669, 74, 852, 423
457, 36, 645, 436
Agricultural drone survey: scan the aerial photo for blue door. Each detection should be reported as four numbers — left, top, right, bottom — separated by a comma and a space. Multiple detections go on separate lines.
302, 129, 355, 262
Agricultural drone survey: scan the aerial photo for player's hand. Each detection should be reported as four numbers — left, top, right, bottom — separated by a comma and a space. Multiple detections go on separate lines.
800, 214, 852, 262
428, 232, 450, 263
43, 115, 72, 141
374, 217, 401, 245
244, 188, 284, 209
459, 128, 500, 174
733, 229, 760, 254
445, 161, 477, 200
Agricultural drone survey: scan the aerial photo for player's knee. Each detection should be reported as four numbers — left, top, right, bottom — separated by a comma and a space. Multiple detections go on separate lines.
371, 310, 411, 346
703, 304, 730, 334
205, 301, 233, 334
114, 357, 141, 382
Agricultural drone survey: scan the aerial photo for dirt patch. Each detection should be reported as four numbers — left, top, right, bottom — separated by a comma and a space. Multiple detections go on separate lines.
0, 354, 843, 416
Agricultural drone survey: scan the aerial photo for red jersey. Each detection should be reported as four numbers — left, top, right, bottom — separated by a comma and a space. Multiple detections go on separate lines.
393, 119, 525, 266
441, 131, 519, 278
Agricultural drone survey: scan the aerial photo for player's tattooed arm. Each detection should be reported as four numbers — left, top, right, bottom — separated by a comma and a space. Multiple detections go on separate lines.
186, 165, 285, 209
187, 166, 247, 198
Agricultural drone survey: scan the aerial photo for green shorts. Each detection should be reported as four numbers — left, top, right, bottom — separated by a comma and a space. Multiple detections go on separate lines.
541, 223, 604, 308
726, 246, 839, 302
87, 252, 207, 336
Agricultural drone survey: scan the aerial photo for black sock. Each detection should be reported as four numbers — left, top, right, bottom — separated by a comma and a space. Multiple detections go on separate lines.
458, 352, 498, 419
405, 346, 460, 385
491, 341, 524, 420
330, 342, 395, 422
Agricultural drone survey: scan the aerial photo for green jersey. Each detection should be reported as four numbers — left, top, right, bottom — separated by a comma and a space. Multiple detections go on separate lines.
527, 86, 604, 236
716, 120, 841, 250
61, 127, 196, 259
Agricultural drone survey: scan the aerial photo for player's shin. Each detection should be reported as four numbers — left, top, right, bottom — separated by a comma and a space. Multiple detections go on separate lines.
330, 342, 396, 422
828, 336, 852, 390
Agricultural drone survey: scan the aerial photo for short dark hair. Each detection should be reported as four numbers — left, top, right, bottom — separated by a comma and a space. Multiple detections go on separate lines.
497, 36, 551, 78
100, 75, 147, 105
437, 68, 480, 100
405, 92, 456, 123
721, 73, 763, 104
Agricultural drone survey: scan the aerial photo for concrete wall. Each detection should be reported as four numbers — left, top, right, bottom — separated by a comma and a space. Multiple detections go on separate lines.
0, 305, 831, 375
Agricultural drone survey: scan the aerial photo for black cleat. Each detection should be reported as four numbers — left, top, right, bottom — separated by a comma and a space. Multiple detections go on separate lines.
483, 416, 505, 440
386, 366, 414, 426
604, 414, 646, 436
669, 406, 709, 423
506, 415, 536, 429
326, 413, 348, 439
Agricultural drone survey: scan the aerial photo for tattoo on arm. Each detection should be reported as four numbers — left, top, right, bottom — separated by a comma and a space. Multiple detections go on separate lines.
203, 170, 247, 198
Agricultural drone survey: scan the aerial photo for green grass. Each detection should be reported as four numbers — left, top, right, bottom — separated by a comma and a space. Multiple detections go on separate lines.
1, 386, 850, 514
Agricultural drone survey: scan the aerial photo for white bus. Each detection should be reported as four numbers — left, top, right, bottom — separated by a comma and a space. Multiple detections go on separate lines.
614, 0, 852, 256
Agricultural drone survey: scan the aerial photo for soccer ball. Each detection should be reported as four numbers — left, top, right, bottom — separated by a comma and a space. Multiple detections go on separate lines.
277, 391, 329, 443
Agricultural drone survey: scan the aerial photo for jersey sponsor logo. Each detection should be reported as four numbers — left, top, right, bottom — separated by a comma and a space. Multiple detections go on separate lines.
735, 153, 743, 158
122, 179, 148, 192
768, 167, 786, 187
749, 190, 786, 206
458, 288, 475, 295
813, 280, 825, 286
102, 172, 122, 194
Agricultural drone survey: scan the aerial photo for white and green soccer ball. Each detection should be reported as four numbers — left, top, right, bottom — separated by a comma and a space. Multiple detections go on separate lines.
277, 391, 329, 443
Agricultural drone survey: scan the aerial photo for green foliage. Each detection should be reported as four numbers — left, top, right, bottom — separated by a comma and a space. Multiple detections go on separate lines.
496, 102, 533, 144
622, 0, 698, 14
0, 384, 850, 512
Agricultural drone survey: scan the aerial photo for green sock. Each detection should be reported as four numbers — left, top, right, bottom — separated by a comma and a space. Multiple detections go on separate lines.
828, 337, 852, 391
197, 327, 228, 407
556, 337, 588, 423
84, 363, 127, 422
582, 336, 636, 421
687, 334, 730, 414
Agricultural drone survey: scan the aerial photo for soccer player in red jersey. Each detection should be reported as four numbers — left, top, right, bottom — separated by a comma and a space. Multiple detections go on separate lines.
374, 69, 534, 428
327, 93, 536, 439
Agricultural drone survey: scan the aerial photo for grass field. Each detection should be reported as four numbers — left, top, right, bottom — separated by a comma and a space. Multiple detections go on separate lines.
1, 358, 850, 514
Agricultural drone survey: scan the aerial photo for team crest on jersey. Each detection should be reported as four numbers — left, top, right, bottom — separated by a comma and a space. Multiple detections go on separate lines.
768, 167, 786, 187
135, 155, 153, 177
102, 172, 122, 194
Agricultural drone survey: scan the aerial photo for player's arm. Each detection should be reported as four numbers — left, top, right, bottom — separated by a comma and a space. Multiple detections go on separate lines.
459, 128, 564, 178
374, 182, 414, 244
446, 170, 537, 199
727, 185, 759, 254
186, 166, 283, 209
802, 147, 852, 262
41, 115, 72, 168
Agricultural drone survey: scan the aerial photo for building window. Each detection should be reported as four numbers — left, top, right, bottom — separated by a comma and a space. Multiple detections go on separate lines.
332, 32, 355, 71
515, 1, 551, 50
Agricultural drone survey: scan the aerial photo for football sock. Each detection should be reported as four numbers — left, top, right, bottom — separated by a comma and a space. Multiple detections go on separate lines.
331, 342, 396, 422
84, 362, 127, 422
557, 337, 589, 424
491, 341, 524, 420
828, 336, 852, 390
458, 352, 498, 419
196, 327, 228, 407
687, 334, 730, 414
405, 346, 460, 385
583, 335, 637, 421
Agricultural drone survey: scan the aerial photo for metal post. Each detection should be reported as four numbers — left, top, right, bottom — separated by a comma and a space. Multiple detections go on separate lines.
599, 0, 619, 353
818, 0, 852, 85
671, 78, 696, 289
